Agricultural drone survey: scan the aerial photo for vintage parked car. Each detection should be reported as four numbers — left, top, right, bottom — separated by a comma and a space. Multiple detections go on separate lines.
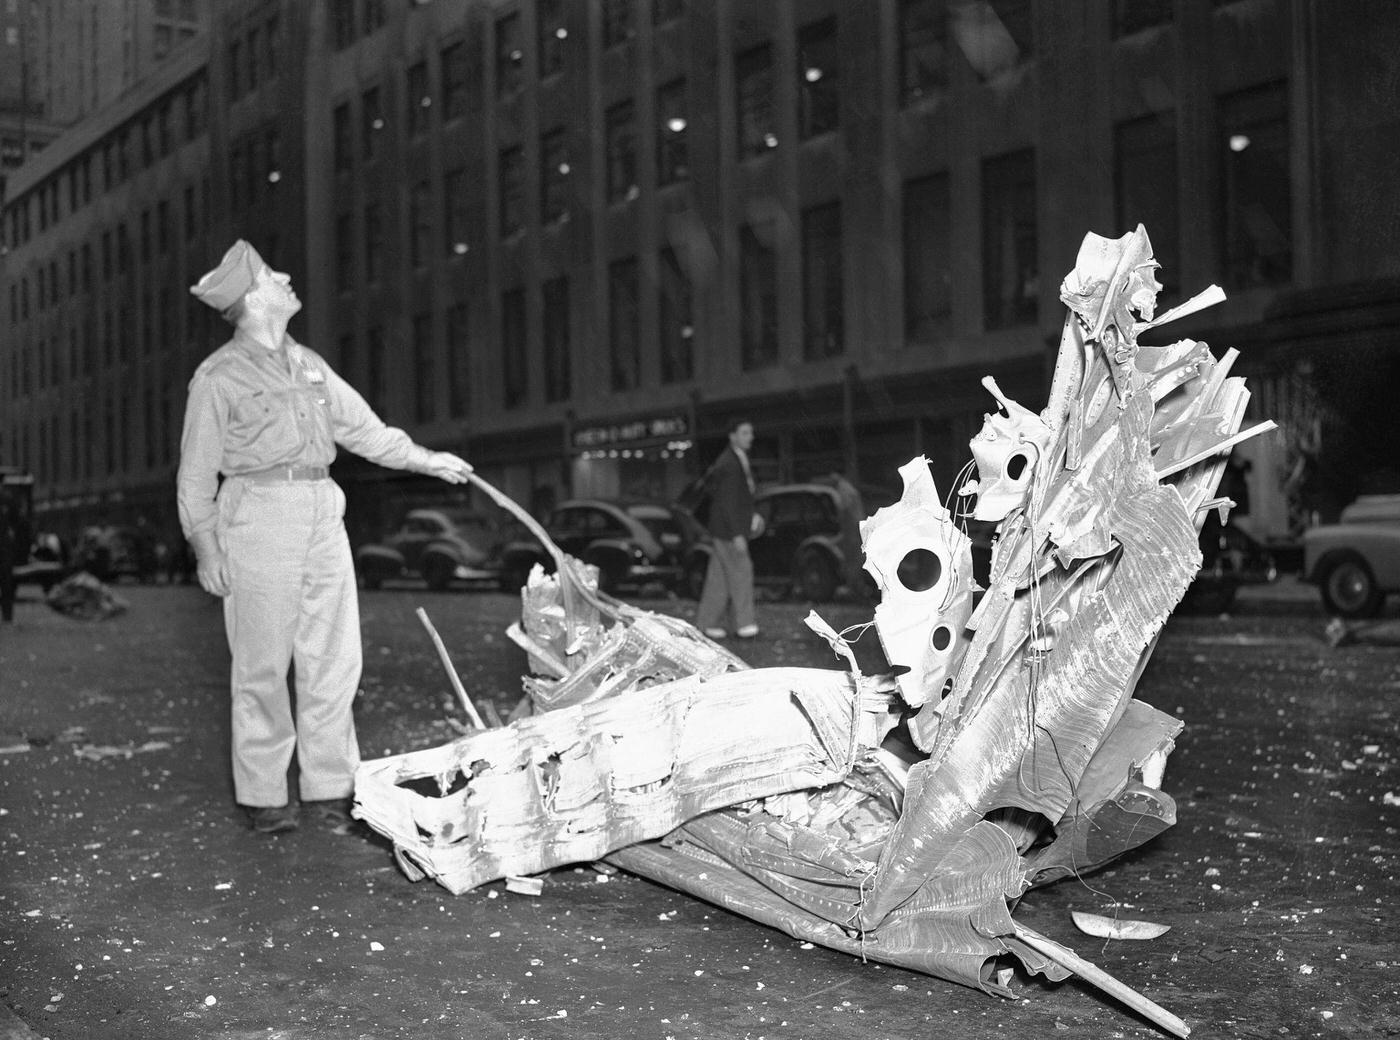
1302, 494, 1400, 618
71, 525, 159, 584
683, 478, 892, 603
498, 499, 694, 595
355, 507, 503, 591
1179, 513, 1278, 614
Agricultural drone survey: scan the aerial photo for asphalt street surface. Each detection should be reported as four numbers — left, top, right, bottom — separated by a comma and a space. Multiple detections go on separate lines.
1, 577, 1397, 1039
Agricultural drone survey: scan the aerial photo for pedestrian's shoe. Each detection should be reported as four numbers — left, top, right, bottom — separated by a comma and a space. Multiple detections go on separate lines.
303, 797, 357, 829
736, 624, 759, 639
246, 804, 298, 835
702, 627, 727, 639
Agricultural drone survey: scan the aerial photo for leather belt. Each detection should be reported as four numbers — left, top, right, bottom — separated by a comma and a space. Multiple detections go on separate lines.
240, 465, 329, 483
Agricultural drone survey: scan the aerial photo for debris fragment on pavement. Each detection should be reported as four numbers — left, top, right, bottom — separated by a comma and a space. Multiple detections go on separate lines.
354, 226, 1273, 1037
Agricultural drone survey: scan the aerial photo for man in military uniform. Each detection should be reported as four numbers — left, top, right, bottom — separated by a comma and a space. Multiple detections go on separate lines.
178, 240, 472, 834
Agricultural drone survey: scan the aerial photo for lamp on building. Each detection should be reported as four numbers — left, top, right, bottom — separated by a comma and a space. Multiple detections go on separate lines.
267, 170, 281, 184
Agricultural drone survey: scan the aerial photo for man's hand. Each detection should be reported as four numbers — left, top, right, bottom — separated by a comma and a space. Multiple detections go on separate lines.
424, 451, 473, 484
196, 549, 231, 597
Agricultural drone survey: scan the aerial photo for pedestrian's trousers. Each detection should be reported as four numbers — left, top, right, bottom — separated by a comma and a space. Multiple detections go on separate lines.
696, 535, 755, 632
218, 477, 361, 806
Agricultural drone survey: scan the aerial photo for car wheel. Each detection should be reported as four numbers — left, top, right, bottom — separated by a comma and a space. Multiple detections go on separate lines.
424, 555, 455, 592
360, 568, 383, 591
793, 550, 838, 603
1318, 552, 1383, 619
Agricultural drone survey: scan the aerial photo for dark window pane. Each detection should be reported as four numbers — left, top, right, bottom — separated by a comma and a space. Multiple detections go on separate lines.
333, 103, 352, 171
366, 326, 385, 412
541, 129, 570, 224
801, 202, 843, 359
740, 222, 778, 369
982, 149, 1037, 329
543, 276, 570, 403
499, 146, 524, 235
502, 287, 528, 408
609, 258, 640, 391
538, 0, 565, 78
1115, 111, 1179, 297
1113, 0, 1173, 37
332, 0, 356, 49
446, 303, 470, 417
659, 247, 692, 383
410, 180, 432, 267
900, 0, 948, 105
656, 78, 688, 185
407, 61, 430, 136
444, 167, 470, 256
1219, 80, 1291, 288
903, 171, 952, 340
605, 100, 637, 203
364, 201, 383, 282
413, 313, 434, 423
361, 86, 382, 160
798, 18, 839, 139
736, 44, 775, 158
363, 0, 385, 34
654, 0, 684, 24
604, 0, 635, 48
441, 41, 469, 120
496, 14, 524, 97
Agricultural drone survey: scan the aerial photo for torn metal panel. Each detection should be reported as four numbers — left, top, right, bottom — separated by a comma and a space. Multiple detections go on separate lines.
354, 667, 895, 894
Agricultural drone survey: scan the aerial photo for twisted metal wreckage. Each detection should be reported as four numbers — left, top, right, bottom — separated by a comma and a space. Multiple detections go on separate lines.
353, 227, 1276, 1036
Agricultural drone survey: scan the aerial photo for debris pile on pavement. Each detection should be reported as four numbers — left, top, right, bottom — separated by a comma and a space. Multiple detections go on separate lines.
45, 572, 129, 621
354, 227, 1275, 1037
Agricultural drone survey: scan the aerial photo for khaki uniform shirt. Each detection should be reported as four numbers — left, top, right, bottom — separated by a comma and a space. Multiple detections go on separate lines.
177, 329, 431, 539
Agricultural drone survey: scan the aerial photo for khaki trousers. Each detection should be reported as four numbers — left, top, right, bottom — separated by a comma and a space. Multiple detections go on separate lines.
218, 478, 361, 807
696, 535, 755, 632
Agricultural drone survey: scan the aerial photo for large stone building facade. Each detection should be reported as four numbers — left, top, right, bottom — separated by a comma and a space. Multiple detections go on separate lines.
2, 0, 1398, 553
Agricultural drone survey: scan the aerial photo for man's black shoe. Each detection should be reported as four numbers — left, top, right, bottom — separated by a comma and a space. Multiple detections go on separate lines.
303, 797, 356, 828
246, 804, 298, 834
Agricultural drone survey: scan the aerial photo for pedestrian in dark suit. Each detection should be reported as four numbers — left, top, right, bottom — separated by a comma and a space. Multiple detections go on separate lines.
696, 419, 758, 640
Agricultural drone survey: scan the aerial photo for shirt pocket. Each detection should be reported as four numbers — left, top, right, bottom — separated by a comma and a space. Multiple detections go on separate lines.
231, 389, 300, 459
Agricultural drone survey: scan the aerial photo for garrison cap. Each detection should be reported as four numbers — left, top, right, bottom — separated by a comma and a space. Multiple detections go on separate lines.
190, 239, 265, 311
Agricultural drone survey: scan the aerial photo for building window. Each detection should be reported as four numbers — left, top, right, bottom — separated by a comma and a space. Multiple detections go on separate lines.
659, 247, 693, 383
247, 27, 260, 90
740, 222, 778, 369
333, 103, 352, 172
496, 13, 524, 97
361, 87, 383, 160
1220, 80, 1291, 288
363, 0, 385, 34
900, 0, 948, 105
441, 41, 468, 121
981, 148, 1038, 330
337, 211, 355, 291
605, 100, 637, 203
338, 332, 356, 389
366, 326, 385, 412
1113, 0, 1173, 36
185, 75, 207, 140
364, 202, 384, 282
157, 200, 170, 254
410, 181, 432, 268
228, 40, 242, 100
903, 171, 952, 340
1115, 112, 1179, 297
444, 167, 470, 256
265, 15, 279, 77
446, 303, 470, 417
603, 0, 635, 48
499, 146, 524, 236
801, 202, 843, 360
656, 78, 688, 185
407, 60, 430, 136
608, 258, 640, 392
413, 312, 434, 423
541, 129, 570, 225
736, 44, 776, 158
542, 276, 570, 403
332, 0, 356, 50
654, 0, 684, 23
502, 287, 527, 409
538, 0, 566, 79
797, 18, 839, 139
158, 102, 172, 157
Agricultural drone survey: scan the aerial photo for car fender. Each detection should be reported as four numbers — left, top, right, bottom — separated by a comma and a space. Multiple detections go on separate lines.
422, 538, 474, 566
1303, 524, 1400, 590
355, 544, 406, 570
794, 536, 843, 574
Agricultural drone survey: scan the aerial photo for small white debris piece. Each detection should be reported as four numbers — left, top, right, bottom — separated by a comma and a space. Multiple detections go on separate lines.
1299, 964, 1314, 975
1383, 792, 1400, 807
505, 875, 544, 896
1071, 911, 1172, 941
204, 995, 217, 1006
799, 942, 815, 950
369, 941, 385, 952
24, 909, 41, 918
214, 882, 232, 891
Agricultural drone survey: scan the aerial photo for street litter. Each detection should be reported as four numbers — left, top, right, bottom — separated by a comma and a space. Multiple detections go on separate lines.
1072, 910, 1172, 940
72, 740, 173, 761
45, 572, 128, 621
354, 227, 1273, 1038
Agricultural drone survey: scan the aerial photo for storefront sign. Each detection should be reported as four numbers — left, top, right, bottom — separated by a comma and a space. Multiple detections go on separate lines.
571, 414, 689, 451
